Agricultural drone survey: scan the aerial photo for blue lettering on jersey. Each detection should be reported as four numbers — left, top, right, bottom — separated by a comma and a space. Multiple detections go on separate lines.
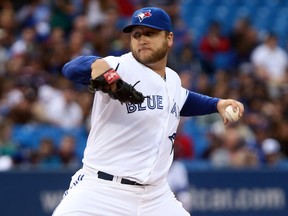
126, 95, 163, 113
170, 102, 180, 119
147, 95, 156, 109
171, 102, 177, 117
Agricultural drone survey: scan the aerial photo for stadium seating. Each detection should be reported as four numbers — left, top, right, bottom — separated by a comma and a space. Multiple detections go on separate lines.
180, 0, 288, 47
12, 124, 87, 158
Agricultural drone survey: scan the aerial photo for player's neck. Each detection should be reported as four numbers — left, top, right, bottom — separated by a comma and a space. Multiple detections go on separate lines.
145, 58, 167, 78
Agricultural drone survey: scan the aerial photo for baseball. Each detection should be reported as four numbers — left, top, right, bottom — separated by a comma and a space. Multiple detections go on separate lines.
224, 105, 240, 122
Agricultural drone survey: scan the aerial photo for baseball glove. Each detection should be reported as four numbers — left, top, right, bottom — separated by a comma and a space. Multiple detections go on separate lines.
89, 67, 145, 104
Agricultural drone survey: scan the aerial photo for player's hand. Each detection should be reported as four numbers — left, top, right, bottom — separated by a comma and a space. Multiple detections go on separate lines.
217, 99, 244, 125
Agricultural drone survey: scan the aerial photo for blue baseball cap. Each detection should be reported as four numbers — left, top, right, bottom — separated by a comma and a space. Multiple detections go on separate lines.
123, 7, 172, 33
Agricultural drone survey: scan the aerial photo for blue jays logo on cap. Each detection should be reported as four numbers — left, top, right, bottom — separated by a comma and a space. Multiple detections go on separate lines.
123, 7, 172, 33
136, 10, 152, 22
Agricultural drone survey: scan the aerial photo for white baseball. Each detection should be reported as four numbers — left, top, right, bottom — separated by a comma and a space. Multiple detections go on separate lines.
224, 105, 240, 122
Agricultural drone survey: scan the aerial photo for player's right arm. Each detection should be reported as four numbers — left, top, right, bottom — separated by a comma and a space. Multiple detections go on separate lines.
62, 56, 145, 104
62, 55, 101, 85
62, 56, 115, 89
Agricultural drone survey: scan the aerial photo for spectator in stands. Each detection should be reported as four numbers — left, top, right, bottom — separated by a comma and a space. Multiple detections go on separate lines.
173, 132, 194, 160
4, 53, 49, 124
271, 117, 288, 159
41, 27, 70, 74
139, 0, 180, 25
251, 32, 288, 98
0, 120, 18, 167
67, 29, 93, 58
75, 89, 94, 130
198, 21, 231, 74
262, 138, 288, 168
0, 78, 23, 117
72, 14, 94, 47
58, 135, 80, 168
0, 28, 8, 74
10, 27, 37, 57
247, 123, 270, 165
229, 17, 258, 67
34, 137, 60, 168
85, 0, 108, 29
0, 1, 17, 48
49, 0, 78, 35
210, 70, 230, 98
208, 124, 258, 168
35, 78, 84, 129
7, 85, 37, 124
193, 73, 212, 96
109, 31, 131, 56
16, 0, 51, 41
113, 0, 135, 18
176, 44, 202, 75
178, 71, 193, 91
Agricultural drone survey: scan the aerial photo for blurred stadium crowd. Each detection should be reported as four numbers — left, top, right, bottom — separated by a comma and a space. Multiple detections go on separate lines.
0, 0, 288, 171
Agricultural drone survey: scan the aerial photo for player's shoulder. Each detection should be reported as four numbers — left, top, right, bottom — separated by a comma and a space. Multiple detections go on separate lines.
166, 66, 177, 74
166, 66, 181, 81
104, 53, 134, 66
101, 53, 129, 71
104, 53, 132, 61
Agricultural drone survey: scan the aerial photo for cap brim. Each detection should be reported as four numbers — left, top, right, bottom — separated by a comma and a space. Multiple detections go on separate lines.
122, 24, 165, 33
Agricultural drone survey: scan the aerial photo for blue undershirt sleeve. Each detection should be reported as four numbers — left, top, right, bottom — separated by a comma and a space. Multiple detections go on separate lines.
180, 91, 220, 116
62, 56, 101, 85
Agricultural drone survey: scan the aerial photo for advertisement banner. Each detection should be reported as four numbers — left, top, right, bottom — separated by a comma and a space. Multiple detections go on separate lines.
0, 168, 287, 216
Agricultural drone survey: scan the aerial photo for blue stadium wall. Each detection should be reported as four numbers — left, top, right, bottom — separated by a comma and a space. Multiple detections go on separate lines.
0, 167, 287, 216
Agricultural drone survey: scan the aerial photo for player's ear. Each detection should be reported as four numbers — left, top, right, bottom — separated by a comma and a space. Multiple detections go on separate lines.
167, 32, 173, 47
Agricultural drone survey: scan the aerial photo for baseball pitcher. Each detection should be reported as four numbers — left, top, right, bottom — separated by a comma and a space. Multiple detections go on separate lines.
53, 7, 244, 216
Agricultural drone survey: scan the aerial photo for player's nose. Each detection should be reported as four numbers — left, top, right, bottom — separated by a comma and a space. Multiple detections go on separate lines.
138, 35, 149, 44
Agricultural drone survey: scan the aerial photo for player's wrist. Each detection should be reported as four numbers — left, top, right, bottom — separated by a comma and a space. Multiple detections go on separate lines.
91, 59, 111, 79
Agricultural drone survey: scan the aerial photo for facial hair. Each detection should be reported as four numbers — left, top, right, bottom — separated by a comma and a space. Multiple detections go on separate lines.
131, 40, 168, 65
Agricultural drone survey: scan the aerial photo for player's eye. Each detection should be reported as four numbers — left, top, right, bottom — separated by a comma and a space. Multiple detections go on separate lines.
132, 32, 141, 39
145, 31, 155, 37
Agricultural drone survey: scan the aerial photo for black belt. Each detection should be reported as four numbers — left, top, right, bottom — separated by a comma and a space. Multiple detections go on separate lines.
97, 171, 143, 186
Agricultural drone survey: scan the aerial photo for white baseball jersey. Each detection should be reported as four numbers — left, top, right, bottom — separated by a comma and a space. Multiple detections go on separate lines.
83, 52, 188, 185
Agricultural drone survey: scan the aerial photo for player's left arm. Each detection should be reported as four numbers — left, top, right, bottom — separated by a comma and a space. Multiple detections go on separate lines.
180, 90, 244, 123
180, 90, 219, 116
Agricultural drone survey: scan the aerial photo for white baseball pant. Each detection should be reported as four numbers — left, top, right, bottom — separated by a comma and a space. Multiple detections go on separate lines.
52, 167, 191, 216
